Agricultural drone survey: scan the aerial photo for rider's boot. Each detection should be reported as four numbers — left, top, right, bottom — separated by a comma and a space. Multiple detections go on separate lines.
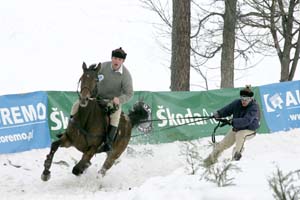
105, 125, 118, 152
233, 152, 242, 161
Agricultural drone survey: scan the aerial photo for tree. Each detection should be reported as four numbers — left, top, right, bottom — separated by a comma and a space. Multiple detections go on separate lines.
170, 0, 191, 91
240, 0, 300, 82
220, 0, 237, 88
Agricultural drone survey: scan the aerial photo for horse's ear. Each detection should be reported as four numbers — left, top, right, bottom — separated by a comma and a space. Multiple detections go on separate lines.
95, 62, 101, 73
82, 62, 87, 71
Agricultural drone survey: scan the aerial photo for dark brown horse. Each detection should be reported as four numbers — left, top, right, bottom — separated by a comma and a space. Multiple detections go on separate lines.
41, 62, 149, 181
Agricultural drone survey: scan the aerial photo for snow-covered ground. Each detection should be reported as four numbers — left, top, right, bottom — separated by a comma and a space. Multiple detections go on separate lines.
1, 1, 299, 199
1, 129, 300, 200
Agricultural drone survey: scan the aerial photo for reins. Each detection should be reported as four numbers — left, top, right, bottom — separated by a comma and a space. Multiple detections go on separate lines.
211, 121, 222, 144
211, 117, 233, 143
76, 77, 82, 97
130, 116, 214, 137
158, 116, 214, 131
139, 116, 214, 123
132, 116, 230, 144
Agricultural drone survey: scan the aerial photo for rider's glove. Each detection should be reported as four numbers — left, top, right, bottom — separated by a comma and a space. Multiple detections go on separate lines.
219, 118, 232, 127
213, 112, 220, 119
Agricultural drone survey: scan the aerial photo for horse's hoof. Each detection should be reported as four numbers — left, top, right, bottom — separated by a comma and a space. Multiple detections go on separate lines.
72, 167, 82, 176
98, 168, 106, 177
41, 170, 51, 181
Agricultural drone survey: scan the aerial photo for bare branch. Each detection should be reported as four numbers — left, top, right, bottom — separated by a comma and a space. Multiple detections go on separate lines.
140, 0, 172, 27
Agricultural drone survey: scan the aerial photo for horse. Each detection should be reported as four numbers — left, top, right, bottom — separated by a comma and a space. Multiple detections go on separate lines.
41, 62, 149, 181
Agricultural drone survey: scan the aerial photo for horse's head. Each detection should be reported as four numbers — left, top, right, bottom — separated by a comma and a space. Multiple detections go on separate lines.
79, 62, 101, 107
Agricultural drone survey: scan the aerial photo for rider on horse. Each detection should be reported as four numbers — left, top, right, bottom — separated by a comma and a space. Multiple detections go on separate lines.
71, 47, 133, 151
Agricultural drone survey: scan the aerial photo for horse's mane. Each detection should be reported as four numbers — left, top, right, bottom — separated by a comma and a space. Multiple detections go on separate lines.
89, 64, 97, 69
88, 63, 100, 71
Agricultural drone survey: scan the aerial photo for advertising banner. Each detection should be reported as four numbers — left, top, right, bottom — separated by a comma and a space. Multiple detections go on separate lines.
259, 81, 300, 132
1, 81, 297, 154
0, 91, 50, 153
0, 85, 272, 154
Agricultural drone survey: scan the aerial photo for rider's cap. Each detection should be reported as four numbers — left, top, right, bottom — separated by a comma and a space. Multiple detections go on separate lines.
112, 47, 127, 59
240, 85, 254, 97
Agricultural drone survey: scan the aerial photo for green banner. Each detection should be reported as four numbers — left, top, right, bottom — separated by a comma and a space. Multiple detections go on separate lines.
46, 89, 269, 144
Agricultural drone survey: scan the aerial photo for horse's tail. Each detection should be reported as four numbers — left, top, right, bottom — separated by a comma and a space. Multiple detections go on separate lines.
128, 101, 150, 127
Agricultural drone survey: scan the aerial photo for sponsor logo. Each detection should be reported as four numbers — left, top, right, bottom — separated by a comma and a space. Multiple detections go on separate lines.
156, 105, 214, 127
263, 90, 300, 112
0, 103, 47, 129
137, 103, 153, 133
0, 129, 34, 143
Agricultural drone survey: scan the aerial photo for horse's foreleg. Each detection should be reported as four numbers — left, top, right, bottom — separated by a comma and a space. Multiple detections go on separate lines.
72, 146, 97, 176
41, 139, 61, 181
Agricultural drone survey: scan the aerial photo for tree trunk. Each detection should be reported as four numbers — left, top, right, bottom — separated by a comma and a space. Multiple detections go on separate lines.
170, 0, 191, 91
220, 0, 237, 88
278, 0, 298, 82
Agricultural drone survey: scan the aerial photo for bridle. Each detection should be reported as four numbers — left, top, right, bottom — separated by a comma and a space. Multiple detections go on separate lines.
76, 73, 98, 102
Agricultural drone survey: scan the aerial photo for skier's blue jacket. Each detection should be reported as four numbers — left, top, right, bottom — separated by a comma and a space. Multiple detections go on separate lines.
217, 99, 260, 131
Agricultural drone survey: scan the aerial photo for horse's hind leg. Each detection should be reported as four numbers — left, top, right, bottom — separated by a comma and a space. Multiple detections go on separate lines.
72, 147, 97, 176
99, 134, 130, 176
99, 150, 124, 176
41, 139, 61, 181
